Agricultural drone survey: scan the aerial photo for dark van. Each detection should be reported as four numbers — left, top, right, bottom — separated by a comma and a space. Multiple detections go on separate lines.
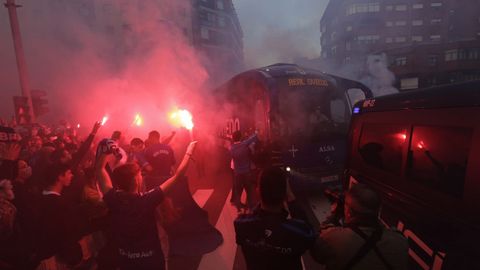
346, 81, 480, 270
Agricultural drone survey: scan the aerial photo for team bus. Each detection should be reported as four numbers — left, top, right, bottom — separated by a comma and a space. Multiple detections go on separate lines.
346, 81, 480, 269
214, 63, 373, 191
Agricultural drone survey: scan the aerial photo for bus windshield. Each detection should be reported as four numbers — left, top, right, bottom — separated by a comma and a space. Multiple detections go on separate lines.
272, 86, 348, 142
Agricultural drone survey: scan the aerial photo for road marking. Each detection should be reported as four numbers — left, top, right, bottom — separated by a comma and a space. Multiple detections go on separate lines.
198, 191, 239, 270
192, 189, 215, 208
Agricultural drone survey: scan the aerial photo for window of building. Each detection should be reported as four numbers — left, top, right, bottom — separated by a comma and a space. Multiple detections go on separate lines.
357, 35, 380, 44
216, 0, 224, 10
407, 126, 471, 198
386, 5, 393, 11
358, 124, 407, 175
346, 41, 352, 51
430, 35, 441, 41
413, 3, 424, 9
345, 56, 351, 64
331, 31, 337, 41
431, 2, 443, 7
432, 35, 442, 41
445, 49, 458, 61
395, 36, 406, 43
201, 27, 209, 39
412, 20, 423, 26
428, 55, 438, 66
207, 13, 215, 22
395, 56, 407, 66
395, 5, 407, 11
347, 2, 380, 15
431, 18, 442, 25
468, 49, 480, 60
412, 36, 423, 42
331, 46, 337, 56
400, 77, 419, 90
346, 25, 353, 31
385, 37, 393, 43
218, 17, 226, 27
395, 21, 406, 26
386, 21, 393, 27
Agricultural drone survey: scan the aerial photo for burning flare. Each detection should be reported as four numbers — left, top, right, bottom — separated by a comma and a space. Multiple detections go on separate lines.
101, 116, 108, 126
133, 114, 143, 126
169, 109, 194, 131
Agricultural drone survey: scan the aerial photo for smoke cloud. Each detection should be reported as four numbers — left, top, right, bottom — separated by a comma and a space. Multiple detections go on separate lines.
233, 0, 328, 68
0, 0, 211, 139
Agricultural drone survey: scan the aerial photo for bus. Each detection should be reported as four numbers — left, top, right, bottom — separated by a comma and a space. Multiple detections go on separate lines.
214, 63, 373, 192
346, 80, 480, 269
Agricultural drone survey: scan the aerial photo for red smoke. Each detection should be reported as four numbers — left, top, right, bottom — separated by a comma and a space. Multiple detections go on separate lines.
0, 0, 213, 140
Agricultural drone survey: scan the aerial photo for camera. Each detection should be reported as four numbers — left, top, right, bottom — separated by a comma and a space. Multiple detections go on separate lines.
321, 188, 345, 227
97, 138, 123, 160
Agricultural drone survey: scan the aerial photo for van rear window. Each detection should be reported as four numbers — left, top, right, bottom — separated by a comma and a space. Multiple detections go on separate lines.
407, 126, 471, 198
358, 124, 407, 174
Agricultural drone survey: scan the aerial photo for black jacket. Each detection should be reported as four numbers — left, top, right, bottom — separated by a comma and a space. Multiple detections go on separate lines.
234, 201, 317, 270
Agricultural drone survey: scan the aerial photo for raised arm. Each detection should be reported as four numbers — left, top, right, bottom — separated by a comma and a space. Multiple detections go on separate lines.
161, 131, 176, 145
95, 153, 113, 194
71, 121, 101, 172
243, 133, 258, 146
160, 141, 197, 193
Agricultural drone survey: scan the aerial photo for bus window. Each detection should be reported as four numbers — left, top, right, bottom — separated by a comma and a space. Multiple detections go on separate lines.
330, 99, 346, 123
347, 88, 367, 109
255, 99, 267, 139
277, 87, 335, 142
358, 124, 407, 175
408, 126, 471, 198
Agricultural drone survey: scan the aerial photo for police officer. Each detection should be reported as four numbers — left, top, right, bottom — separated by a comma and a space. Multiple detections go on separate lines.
311, 184, 408, 270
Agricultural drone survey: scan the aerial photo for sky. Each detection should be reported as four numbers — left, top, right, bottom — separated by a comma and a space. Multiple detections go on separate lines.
233, 0, 329, 68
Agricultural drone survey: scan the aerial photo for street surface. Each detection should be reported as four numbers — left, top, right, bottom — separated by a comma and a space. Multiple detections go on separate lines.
168, 161, 331, 270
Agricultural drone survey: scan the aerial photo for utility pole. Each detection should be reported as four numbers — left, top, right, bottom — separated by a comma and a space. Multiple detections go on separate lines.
5, 0, 35, 122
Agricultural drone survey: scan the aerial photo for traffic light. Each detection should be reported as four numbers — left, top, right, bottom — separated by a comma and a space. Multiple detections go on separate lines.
31, 89, 49, 117
13, 96, 31, 124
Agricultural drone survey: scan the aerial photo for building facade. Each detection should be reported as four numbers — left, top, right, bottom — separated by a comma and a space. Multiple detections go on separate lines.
43, 0, 244, 84
191, 0, 244, 84
320, 0, 480, 90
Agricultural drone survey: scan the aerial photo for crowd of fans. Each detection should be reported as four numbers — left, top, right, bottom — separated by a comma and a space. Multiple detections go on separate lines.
0, 119, 409, 270
0, 120, 196, 270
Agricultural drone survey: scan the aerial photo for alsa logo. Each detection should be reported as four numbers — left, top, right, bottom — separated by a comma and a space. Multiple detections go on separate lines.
319, 145, 335, 153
